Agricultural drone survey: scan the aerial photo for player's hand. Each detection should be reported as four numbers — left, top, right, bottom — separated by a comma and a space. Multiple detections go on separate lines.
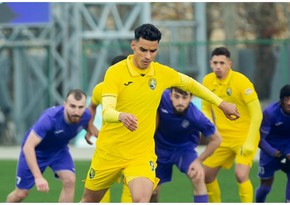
218, 101, 240, 121
119, 113, 138, 131
240, 143, 255, 156
187, 159, 204, 182
35, 177, 49, 192
85, 125, 99, 145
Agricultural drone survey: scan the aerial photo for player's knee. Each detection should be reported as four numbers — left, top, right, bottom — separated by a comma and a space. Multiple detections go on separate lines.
235, 171, 248, 183
62, 175, 76, 188
7, 189, 28, 202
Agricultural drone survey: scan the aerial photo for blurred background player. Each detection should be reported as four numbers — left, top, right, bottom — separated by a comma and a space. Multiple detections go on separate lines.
202, 47, 262, 202
6, 89, 93, 202
255, 84, 290, 202
150, 87, 222, 202
85, 55, 132, 203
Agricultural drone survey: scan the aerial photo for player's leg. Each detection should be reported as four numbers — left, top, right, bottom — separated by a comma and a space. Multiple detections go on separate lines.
178, 148, 208, 202
203, 166, 221, 202
52, 149, 76, 202
235, 145, 258, 203
203, 145, 233, 202
123, 155, 158, 202
255, 153, 279, 202
286, 172, 290, 202
6, 188, 29, 202
150, 185, 160, 202
81, 150, 123, 202
56, 170, 75, 202
150, 148, 173, 202
7, 153, 43, 202
127, 177, 154, 202
121, 182, 132, 202
100, 188, 111, 202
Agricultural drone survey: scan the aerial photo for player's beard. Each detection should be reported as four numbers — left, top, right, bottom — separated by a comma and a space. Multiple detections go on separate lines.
173, 105, 188, 115
67, 114, 81, 124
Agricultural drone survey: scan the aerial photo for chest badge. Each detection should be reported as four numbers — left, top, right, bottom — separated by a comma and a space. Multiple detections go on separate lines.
226, 87, 232, 96
148, 78, 157, 90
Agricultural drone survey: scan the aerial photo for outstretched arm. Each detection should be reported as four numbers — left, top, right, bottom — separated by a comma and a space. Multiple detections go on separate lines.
177, 72, 240, 120
23, 131, 49, 192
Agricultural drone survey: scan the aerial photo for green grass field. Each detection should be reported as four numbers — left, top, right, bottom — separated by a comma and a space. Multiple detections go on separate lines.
0, 160, 287, 202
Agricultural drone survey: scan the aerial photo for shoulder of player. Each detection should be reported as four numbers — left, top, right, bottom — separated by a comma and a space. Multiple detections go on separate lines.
231, 70, 252, 82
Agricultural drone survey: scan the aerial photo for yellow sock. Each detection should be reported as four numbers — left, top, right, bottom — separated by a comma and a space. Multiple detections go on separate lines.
238, 179, 253, 202
100, 188, 111, 203
121, 183, 132, 203
206, 179, 221, 202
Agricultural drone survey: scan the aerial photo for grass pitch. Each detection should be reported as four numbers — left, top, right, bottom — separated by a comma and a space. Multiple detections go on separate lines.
0, 160, 286, 202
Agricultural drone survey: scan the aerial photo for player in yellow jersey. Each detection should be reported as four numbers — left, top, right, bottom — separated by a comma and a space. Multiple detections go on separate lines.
80, 24, 240, 203
85, 55, 132, 202
202, 47, 263, 202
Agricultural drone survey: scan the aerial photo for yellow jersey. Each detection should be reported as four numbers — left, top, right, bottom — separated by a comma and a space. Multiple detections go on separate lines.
97, 55, 222, 159
202, 69, 258, 143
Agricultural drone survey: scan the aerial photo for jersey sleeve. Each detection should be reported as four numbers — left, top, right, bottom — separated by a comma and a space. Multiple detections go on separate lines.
91, 83, 103, 106
32, 113, 53, 139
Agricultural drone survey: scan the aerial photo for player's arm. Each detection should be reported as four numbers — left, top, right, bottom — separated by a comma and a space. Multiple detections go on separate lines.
241, 98, 263, 156
84, 101, 99, 145
102, 95, 138, 131
177, 72, 240, 120
23, 130, 49, 192
198, 129, 222, 162
259, 111, 280, 157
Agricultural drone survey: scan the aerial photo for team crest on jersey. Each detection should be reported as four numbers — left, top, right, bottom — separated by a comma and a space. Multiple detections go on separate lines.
89, 167, 95, 179
181, 120, 190, 128
148, 78, 157, 90
226, 88, 232, 96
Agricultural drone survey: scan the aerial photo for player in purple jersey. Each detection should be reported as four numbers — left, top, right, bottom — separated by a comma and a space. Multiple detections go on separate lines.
6, 89, 93, 202
150, 87, 222, 203
255, 84, 290, 202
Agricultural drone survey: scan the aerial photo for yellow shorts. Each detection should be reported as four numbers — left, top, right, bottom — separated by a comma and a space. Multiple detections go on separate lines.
202, 142, 257, 169
84, 149, 159, 191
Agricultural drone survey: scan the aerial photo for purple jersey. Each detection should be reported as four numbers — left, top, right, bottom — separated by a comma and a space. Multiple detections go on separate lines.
259, 102, 290, 166
155, 89, 216, 150
21, 105, 91, 155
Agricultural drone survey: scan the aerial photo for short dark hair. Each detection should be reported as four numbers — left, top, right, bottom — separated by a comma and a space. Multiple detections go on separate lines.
66, 89, 86, 101
170, 87, 192, 96
280, 84, 290, 101
211, 47, 231, 58
111, 55, 127, 66
134, 23, 162, 42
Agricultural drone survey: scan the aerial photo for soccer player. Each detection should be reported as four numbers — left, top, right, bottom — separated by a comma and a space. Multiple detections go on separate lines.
201, 47, 263, 202
85, 55, 132, 203
149, 87, 222, 202
6, 89, 93, 202
80, 24, 240, 203
255, 84, 290, 202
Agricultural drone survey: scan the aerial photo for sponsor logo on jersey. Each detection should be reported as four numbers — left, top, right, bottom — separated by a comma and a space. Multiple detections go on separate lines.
55, 130, 64, 134
275, 122, 283, 126
245, 88, 253, 95
124, 81, 133, 86
161, 108, 168, 113
148, 78, 157, 90
181, 119, 190, 128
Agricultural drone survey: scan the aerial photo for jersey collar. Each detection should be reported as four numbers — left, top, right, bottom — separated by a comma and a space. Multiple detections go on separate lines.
127, 54, 154, 77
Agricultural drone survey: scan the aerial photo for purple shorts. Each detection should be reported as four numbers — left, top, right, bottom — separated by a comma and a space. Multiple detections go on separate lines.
15, 147, 75, 189
156, 145, 198, 185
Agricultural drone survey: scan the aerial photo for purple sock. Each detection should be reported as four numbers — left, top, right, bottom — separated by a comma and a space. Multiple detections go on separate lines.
255, 185, 271, 202
286, 175, 290, 202
194, 194, 208, 203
